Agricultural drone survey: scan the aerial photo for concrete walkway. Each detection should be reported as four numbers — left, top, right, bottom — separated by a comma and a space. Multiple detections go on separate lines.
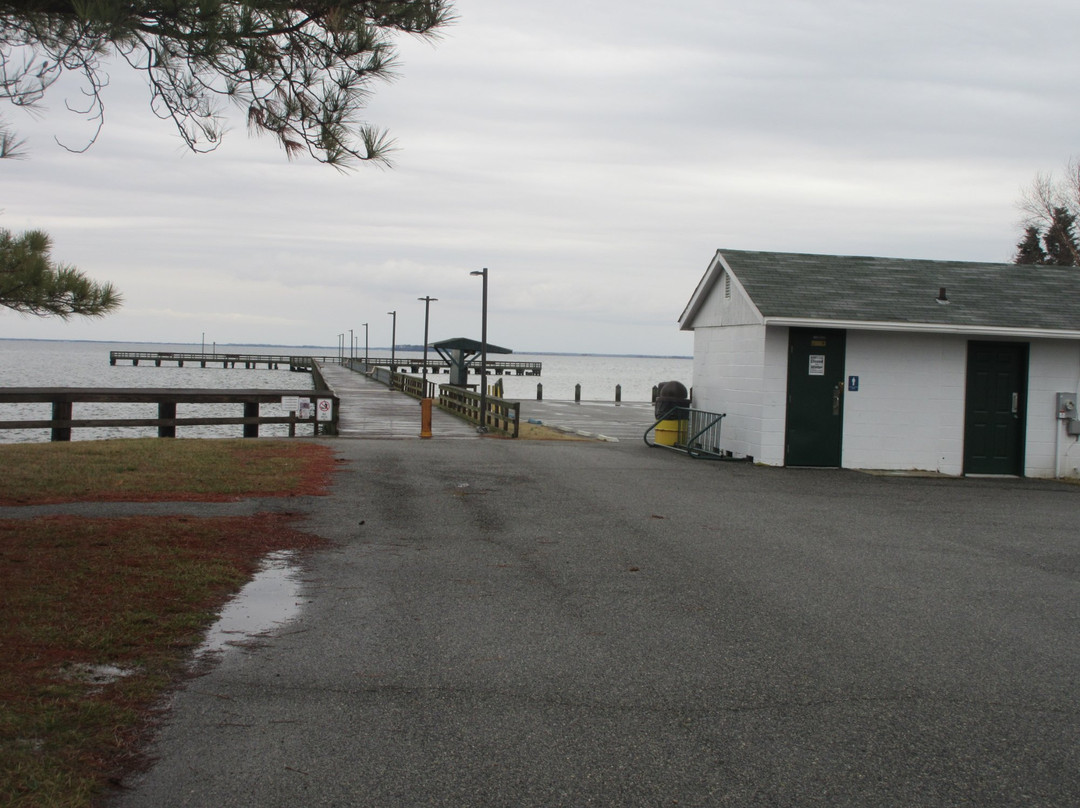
108, 435, 1080, 807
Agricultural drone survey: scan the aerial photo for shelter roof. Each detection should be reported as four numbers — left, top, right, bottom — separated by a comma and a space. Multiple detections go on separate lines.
431, 337, 513, 355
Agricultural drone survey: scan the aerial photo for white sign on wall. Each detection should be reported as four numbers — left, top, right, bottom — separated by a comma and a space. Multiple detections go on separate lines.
809, 355, 825, 376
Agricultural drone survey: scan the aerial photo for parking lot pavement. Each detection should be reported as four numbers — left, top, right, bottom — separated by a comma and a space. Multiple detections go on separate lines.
112, 437, 1080, 807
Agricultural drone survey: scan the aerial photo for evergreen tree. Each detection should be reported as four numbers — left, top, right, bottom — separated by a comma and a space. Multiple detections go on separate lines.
0, 1, 453, 166
0, 229, 121, 318
1014, 225, 1047, 265
1042, 207, 1079, 266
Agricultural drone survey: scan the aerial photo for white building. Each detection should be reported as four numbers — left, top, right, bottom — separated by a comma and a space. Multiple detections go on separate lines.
678, 250, 1080, 477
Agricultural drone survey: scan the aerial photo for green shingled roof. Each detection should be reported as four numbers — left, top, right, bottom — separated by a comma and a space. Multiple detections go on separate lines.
716, 250, 1080, 331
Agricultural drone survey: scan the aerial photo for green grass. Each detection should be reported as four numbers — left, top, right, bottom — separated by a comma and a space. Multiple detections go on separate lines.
0, 439, 338, 807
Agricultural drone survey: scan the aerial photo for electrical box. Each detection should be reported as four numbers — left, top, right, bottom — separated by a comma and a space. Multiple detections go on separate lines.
1057, 393, 1078, 420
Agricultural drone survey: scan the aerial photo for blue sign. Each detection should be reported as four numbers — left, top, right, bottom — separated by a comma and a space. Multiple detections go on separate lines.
848, 375, 859, 392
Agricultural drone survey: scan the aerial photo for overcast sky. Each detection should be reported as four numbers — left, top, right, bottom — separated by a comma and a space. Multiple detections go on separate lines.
3, 0, 1080, 356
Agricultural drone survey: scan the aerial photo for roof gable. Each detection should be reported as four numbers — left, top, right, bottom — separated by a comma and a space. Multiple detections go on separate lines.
681, 249, 1080, 335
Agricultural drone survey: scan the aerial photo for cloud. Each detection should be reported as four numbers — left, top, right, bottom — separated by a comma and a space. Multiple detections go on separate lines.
3, 0, 1079, 353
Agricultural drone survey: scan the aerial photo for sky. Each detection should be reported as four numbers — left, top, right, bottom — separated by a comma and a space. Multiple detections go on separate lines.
3, 0, 1080, 356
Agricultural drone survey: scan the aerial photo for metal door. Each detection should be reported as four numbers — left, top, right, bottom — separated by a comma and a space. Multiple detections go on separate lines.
964, 342, 1028, 475
785, 328, 846, 467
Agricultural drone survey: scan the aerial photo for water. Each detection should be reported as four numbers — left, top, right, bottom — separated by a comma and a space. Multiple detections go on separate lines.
0, 339, 692, 442
198, 550, 305, 656
374, 349, 692, 403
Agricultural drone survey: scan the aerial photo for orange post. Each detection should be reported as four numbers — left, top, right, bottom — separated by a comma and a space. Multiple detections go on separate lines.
420, 397, 433, 438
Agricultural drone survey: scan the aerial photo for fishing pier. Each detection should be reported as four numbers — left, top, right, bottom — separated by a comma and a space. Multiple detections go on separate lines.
109, 350, 542, 377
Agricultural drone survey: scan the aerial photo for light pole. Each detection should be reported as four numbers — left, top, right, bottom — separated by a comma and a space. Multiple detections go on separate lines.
388, 311, 397, 369
337, 333, 344, 362
349, 328, 354, 363
418, 296, 438, 387
363, 323, 369, 365
469, 267, 488, 432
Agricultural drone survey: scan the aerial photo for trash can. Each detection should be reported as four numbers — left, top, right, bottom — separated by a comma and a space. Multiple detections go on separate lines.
653, 381, 690, 446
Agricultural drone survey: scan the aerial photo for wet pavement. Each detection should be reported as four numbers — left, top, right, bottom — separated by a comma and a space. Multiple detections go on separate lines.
104, 429, 1080, 807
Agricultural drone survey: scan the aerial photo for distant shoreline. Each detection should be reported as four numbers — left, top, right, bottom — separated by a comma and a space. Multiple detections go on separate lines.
0, 337, 691, 361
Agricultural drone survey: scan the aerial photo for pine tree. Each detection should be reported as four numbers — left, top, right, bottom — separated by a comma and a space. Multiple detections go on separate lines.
1042, 207, 1079, 266
0, 229, 121, 318
1014, 225, 1047, 265
0, 1, 453, 166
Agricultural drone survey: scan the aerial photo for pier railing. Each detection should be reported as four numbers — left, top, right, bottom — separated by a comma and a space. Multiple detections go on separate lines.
342, 360, 519, 436
438, 385, 520, 437
0, 388, 339, 441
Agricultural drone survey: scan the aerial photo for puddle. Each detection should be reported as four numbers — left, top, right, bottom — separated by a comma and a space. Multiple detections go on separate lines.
199, 550, 306, 655
59, 662, 138, 687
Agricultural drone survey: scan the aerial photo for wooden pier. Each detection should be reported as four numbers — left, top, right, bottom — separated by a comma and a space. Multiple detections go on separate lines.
109, 350, 325, 371
109, 351, 542, 376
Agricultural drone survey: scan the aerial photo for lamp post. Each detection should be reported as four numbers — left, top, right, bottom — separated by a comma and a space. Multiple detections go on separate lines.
349, 328, 354, 363
363, 323, 369, 365
418, 296, 438, 388
388, 311, 397, 369
337, 333, 344, 362
469, 267, 488, 432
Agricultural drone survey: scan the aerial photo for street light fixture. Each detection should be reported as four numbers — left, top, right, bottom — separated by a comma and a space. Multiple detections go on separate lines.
469, 267, 488, 432
418, 296, 438, 388
388, 311, 397, 369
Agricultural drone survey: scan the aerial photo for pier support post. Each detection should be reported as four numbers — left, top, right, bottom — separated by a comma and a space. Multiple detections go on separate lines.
158, 402, 177, 438
537, 383, 543, 401
575, 383, 581, 403
615, 384, 621, 403
243, 402, 259, 438
51, 400, 72, 442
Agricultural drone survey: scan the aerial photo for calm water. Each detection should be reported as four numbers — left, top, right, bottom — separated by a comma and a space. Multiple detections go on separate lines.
0, 340, 692, 442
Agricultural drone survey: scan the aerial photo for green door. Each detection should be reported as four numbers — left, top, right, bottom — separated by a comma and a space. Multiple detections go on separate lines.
964, 342, 1028, 475
785, 328, 846, 467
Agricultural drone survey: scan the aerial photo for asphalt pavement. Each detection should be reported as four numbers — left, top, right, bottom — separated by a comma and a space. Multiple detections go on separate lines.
108, 434, 1080, 807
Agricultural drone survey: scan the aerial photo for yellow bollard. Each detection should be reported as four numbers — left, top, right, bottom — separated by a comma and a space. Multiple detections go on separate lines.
420, 398, 433, 438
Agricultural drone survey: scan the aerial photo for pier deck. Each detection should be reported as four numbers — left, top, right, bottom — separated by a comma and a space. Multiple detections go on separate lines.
316, 363, 479, 439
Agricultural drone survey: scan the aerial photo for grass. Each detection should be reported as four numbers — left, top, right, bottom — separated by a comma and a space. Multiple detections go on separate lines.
0, 438, 335, 505
0, 439, 338, 808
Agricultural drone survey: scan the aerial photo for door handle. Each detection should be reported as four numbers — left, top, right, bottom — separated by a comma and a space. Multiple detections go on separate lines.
833, 382, 843, 416
1011, 392, 1019, 419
